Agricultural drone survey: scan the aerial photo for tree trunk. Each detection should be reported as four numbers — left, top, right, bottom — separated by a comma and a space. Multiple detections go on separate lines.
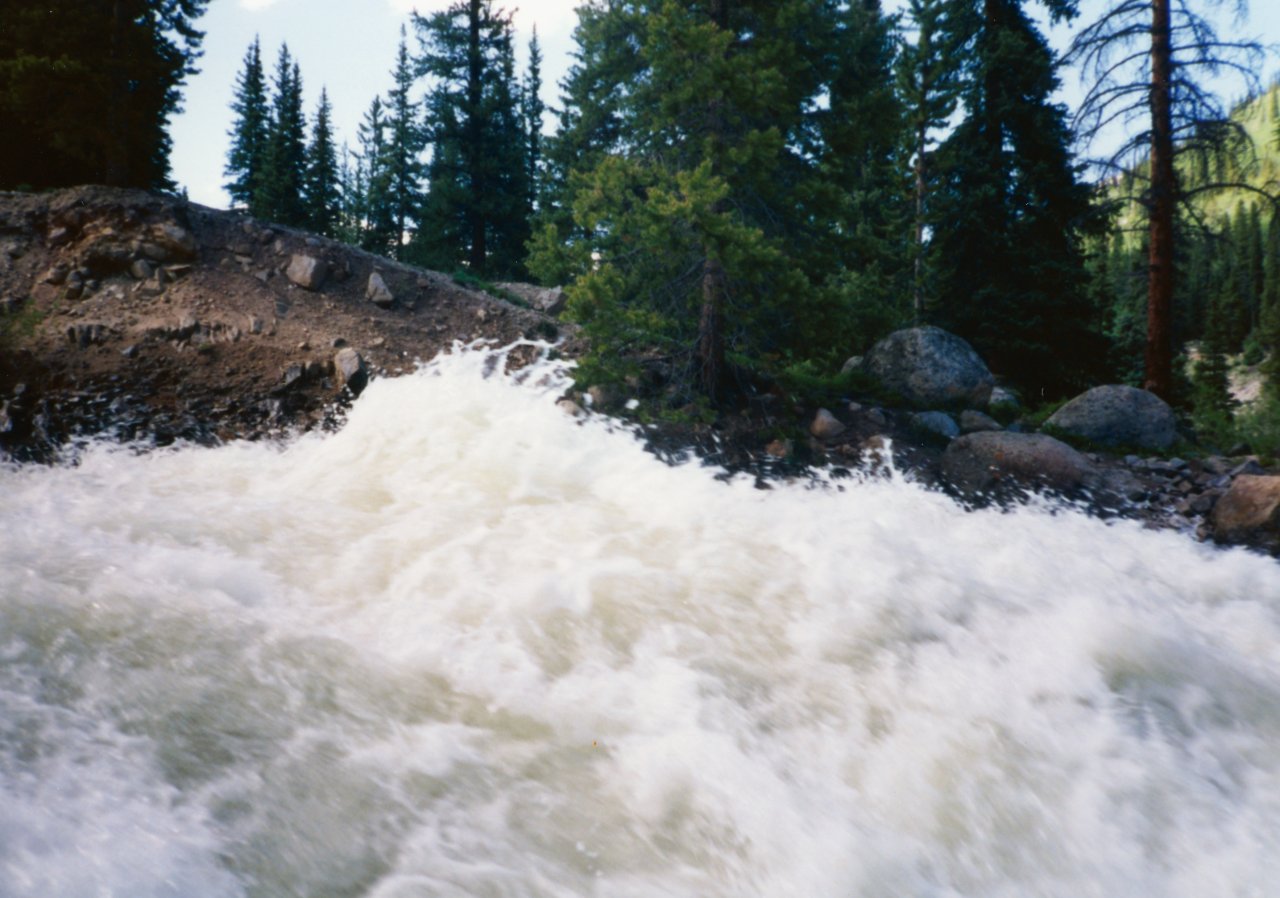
696, 0, 729, 402
1145, 0, 1175, 400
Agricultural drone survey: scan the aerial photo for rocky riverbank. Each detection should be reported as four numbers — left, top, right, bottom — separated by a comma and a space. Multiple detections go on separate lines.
2, 186, 1278, 555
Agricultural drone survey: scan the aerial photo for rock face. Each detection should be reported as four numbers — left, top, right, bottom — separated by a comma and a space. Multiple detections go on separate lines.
860, 326, 994, 410
286, 254, 327, 290
1044, 385, 1176, 451
1209, 475, 1280, 548
942, 431, 1097, 495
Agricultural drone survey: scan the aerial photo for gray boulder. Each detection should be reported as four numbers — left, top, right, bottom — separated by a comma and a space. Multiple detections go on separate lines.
909, 410, 959, 441
959, 409, 1002, 434
1044, 385, 1176, 451
810, 408, 847, 439
942, 431, 1098, 495
286, 254, 327, 290
333, 347, 368, 395
366, 271, 394, 308
1209, 475, 1280, 548
860, 326, 994, 409
496, 282, 567, 316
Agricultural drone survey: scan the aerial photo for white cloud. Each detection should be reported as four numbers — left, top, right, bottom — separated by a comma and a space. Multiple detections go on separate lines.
240, 0, 281, 10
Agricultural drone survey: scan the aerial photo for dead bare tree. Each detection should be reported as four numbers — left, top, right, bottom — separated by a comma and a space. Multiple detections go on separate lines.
1066, 0, 1266, 400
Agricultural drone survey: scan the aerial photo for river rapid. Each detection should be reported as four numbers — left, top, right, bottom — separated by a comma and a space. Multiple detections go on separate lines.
2, 345, 1280, 898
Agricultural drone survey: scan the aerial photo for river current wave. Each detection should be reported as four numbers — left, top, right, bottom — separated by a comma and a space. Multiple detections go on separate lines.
2, 345, 1279, 897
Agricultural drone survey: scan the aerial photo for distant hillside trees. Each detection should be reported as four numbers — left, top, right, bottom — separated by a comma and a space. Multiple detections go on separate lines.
0, 0, 211, 190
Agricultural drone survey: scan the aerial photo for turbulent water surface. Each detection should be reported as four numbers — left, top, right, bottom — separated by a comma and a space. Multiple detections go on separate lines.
3, 345, 1280, 898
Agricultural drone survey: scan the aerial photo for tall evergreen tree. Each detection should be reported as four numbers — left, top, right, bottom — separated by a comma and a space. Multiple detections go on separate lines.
410, 0, 531, 276
225, 37, 269, 208
0, 0, 211, 190
357, 96, 397, 253
531, 0, 900, 403
522, 28, 546, 213
383, 26, 427, 258
896, 0, 962, 321
258, 46, 308, 226
930, 0, 1102, 399
304, 88, 341, 237
528, 2, 648, 285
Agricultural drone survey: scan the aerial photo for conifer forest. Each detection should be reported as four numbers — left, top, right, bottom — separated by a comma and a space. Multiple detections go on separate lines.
6, 0, 1280, 451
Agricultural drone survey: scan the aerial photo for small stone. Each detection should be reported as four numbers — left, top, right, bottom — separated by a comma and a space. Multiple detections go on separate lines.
846, 401, 863, 415
1189, 491, 1221, 515
248, 315, 265, 335
1230, 459, 1265, 478
866, 408, 887, 426
297, 341, 311, 351
765, 438, 793, 459
331, 337, 348, 348
557, 398, 584, 417
47, 226, 73, 247
810, 408, 846, 439
840, 356, 863, 375
42, 264, 70, 285
121, 344, 138, 359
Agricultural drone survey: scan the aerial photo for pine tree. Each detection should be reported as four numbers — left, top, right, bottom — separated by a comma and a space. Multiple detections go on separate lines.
1259, 211, 1280, 394
257, 46, 308, 226
531, 0, 890, 404
410, 0, 530, 276
357, 96, 397, 254
304, 88, 341, 237
522, 28, 545, 213
895, 0, 962, 321
1192, 288, 1238, 445
225, 37, 269, 209
813, 0, 913, 341
0, 0, 211, 190
930, 0, 1103, 399
1068, 0, 1265, 399
383, 26, 427, 258
528, 2, 648, 285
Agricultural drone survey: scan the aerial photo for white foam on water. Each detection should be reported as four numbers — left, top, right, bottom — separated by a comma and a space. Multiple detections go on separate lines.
2, 343, 1279, 897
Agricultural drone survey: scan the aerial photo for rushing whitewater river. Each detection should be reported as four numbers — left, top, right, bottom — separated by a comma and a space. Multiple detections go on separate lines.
2, 345, 1280, 898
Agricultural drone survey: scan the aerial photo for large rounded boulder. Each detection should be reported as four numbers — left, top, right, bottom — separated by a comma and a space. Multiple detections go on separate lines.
1044, 385, 1176, 451
860, 326, 994, 410
942, 431, 1098, 496
1209, 474, 1280, 551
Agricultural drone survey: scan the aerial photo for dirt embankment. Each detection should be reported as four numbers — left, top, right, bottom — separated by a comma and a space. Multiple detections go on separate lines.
0, 186, 564, 459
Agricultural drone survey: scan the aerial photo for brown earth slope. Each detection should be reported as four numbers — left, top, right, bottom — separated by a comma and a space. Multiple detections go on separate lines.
0, 186, 564, 459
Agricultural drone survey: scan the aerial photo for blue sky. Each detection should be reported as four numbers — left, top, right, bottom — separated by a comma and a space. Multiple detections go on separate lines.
170, 0, 1280, 209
